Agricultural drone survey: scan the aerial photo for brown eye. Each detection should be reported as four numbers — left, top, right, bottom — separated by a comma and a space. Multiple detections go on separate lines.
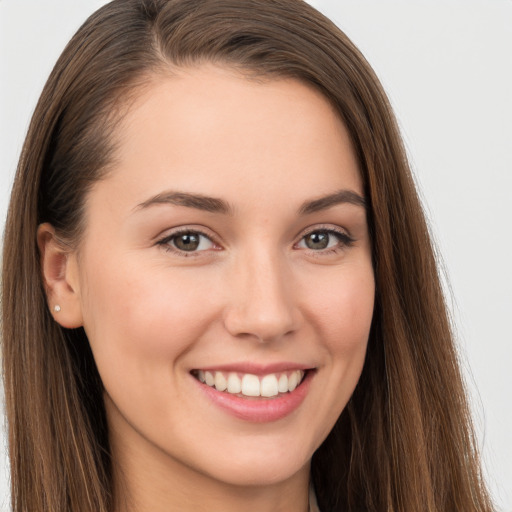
297, 229, 354, 252
160, 231, 215, 253
173, 232, 201, 251
304, 231, 331, 250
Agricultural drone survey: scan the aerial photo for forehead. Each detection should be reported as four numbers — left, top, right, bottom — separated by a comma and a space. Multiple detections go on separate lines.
94, 64, 362, 212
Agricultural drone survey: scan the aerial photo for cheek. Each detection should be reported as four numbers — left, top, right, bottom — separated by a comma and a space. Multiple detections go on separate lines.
297, 261, 374, 441
308, 262, 375, 354
79, 255, 215, 375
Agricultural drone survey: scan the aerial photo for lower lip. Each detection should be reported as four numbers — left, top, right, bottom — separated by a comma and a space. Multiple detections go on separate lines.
194, 371, 314, 423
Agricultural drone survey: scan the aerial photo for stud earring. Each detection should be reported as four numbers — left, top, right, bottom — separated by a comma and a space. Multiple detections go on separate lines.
54, 304, 61, 313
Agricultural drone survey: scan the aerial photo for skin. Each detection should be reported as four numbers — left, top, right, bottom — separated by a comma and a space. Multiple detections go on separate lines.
39, 65, 375, 512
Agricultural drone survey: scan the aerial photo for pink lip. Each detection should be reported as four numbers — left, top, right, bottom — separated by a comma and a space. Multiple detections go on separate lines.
195, 361, 312, 375
193, 369, 314, 423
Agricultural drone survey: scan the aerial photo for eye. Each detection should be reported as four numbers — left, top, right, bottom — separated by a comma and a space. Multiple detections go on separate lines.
158, 230, 216, 253
296, 229, 353, 251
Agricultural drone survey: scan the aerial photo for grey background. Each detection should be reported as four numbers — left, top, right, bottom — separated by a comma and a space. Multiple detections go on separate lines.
1, 1, 511, 510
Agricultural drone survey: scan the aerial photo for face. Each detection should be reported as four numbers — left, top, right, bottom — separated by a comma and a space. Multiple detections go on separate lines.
68, 66, 374, 491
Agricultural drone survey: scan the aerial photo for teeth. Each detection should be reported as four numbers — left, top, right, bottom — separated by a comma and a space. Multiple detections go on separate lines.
227, 372, 242, 394
242, 374, 260, 396
278, 374, 288, 393
205, 371, 215, 387
214, 372, 227, 391
288, 371, 299, 391
261, 374, 278, 397
196, 370, 305, 397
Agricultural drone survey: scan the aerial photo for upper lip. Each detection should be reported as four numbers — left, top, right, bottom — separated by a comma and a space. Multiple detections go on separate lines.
192, 362, 314, 376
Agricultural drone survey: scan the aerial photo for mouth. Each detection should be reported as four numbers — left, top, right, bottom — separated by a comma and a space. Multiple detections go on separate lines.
190, 366, 315, 422
191, 369, 308, 399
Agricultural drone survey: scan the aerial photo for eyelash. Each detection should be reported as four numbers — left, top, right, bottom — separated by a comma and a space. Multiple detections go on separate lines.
298, 226, 355, 255
156, 226, 355, 257
156, 228, 219, 258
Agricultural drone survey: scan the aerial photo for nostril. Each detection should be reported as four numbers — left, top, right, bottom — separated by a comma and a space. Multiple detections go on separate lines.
223, 307, 301, 344
222, 263, 301, 342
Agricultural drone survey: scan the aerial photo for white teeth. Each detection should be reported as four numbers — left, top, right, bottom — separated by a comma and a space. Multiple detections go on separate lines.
205, 371, 215, 387
242, 374, 261, 396
214, 372, 227, 391
288, 371, 299, 391
278, 374, 288, 393
196, 369, 306, 397
227, 372, 242, 394
261, 374, 279, 397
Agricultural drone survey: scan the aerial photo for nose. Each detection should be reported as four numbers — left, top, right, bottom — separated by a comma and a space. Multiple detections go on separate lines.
223, 248, 301, 343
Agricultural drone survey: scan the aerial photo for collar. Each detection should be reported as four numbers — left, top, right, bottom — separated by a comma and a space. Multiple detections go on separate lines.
308, 481, 321, 512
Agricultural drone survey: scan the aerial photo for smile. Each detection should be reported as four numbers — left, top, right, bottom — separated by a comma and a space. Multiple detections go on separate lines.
191, 366, 314, 422
193, 369, 306, 398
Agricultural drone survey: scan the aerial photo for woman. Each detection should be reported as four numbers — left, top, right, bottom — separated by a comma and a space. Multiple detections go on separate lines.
1, 0, 494, 511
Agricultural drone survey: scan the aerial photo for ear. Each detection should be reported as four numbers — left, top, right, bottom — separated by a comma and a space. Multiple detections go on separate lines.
37, 223, 84, 328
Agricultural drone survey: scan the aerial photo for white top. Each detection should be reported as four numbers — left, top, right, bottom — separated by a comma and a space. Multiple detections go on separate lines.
309, 482, 321, 512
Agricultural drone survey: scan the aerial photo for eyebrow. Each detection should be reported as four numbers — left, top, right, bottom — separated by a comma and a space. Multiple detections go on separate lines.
298, 189, 366, 214
136, 191, 233, 215
135, 188, 366, 215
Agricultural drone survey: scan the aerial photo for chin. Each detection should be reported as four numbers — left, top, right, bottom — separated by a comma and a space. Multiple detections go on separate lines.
208, 459, 309, 488
193, 437, 313, 488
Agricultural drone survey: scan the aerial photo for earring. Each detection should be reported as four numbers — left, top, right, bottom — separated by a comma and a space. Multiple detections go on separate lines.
54, 304, 61, 313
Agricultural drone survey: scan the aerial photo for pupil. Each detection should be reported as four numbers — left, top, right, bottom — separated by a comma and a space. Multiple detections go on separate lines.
306, 231, 329, 250
175, 233, 199, 251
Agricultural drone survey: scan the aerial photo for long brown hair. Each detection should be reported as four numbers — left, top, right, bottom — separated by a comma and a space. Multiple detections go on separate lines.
1, 1, 493, 510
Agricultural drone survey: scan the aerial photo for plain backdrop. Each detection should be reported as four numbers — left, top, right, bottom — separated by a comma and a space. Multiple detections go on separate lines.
1, 1, 511, 510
